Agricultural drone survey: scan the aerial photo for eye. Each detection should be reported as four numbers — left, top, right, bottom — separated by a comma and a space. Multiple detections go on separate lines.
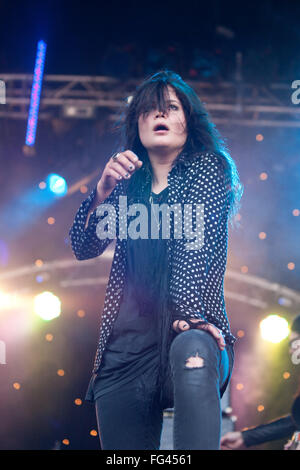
169, 104, 178, 110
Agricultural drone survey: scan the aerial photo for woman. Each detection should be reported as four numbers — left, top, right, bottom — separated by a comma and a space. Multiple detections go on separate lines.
69, 70, 243, 450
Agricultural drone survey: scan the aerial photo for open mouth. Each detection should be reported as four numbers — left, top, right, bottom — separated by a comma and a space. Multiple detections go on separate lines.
153, 124, 169, 132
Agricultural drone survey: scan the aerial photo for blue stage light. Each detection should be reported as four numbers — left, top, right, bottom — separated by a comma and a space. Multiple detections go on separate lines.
48, 174, 68, 196
25, 40, 47, 146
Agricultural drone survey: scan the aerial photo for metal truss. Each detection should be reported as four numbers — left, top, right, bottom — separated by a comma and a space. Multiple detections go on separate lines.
0, 73, 300, 127
1, 248, 300, 312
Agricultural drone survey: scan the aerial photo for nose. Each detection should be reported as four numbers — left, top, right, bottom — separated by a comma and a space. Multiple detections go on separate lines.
155, 109, 166, 118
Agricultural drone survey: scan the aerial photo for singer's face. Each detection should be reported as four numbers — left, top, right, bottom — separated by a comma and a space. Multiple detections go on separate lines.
137, 86, 187, 154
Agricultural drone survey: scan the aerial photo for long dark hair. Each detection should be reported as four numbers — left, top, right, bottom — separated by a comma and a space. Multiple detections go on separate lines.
113, 69, 243, 229
110, 70, 244, 398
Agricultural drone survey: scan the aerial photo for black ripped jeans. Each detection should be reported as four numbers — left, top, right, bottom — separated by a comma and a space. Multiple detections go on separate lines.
95, 329, 234, 450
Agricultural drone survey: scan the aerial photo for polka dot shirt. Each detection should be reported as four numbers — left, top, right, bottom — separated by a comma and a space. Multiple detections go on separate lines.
69, 151, 236, 374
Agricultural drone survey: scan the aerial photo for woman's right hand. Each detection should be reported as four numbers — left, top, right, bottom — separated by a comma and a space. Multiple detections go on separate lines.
97, 150, 143, 203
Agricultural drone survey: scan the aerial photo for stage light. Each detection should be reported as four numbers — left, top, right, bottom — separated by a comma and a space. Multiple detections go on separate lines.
258, 232, 267, 239
259, 315, 290, 343
0, 290, 12, 310
80, 185, 88, 194
287, 262, 295, 270
0, 290, 17, 310
25, 40, 47, 146
33, 291, 61, 321
77, 309, 85, 318
278, 297, 292, 307
63, 104, 95, 118
48, 174, 67, 196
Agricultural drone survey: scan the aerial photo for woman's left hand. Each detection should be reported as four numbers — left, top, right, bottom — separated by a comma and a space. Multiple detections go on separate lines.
172, 319, 226, 351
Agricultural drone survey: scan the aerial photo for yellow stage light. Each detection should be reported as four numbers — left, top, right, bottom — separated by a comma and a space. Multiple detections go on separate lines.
0, 290, 17, 310
33, 292, 61, 321
259, 315, 290, 343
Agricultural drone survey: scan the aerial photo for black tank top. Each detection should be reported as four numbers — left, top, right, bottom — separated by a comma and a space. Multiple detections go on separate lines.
85, 186, 169, 401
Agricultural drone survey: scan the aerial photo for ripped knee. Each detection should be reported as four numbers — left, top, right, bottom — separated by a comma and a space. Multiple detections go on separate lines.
184, 352, 204, 369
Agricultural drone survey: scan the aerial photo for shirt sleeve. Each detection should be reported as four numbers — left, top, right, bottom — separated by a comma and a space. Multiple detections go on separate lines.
169, 153, 231, 323
69, 182, 123, 261
241, 415, 297, 447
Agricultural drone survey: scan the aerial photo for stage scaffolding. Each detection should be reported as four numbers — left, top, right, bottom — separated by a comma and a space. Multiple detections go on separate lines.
0, 73, 300, 127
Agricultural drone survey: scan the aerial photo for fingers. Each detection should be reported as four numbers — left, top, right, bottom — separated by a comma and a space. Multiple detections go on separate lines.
220, 437, 231, 446
106, 167, 124, 181
174, 319, 226, 351
220, 441, 232, 450
172, 319, 190, 333
97, 151, 144, 202
109, 150, 143, 180
172, 319, 226, 351
199, 323, 226, 351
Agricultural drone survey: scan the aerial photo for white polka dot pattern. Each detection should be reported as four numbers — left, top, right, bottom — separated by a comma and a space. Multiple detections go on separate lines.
69, 151, 236, 374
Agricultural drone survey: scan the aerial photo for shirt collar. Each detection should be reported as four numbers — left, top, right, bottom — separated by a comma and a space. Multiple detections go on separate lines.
172, 150, 201, 170
142, 149, 202, 178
